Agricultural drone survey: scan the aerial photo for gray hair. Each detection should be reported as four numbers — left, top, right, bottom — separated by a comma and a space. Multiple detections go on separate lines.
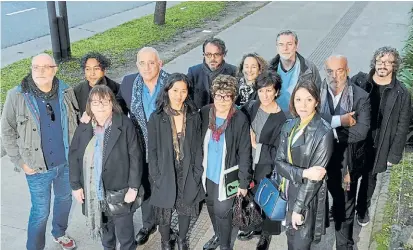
32, 53, 56, 66
370, 46, 402, 73
137, 47, 161, 61
276, 30, 299, 45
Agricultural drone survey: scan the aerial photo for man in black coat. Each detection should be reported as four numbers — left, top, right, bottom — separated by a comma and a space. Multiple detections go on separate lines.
187, 38, 237, 109
351, 46, 411, 227
320, 55, 371, 250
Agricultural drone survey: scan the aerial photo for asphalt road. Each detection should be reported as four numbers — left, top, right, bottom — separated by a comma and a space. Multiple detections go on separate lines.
1, 1, 151, 49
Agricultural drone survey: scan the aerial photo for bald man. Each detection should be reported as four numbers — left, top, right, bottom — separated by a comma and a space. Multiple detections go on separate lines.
319, 55, 370, 250
116, 47, 169, 245
1, 53, 79, 250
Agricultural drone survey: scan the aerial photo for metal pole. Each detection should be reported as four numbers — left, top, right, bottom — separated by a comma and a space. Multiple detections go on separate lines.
57, 17, 68, 59
46, 1, 61, 63
58, 1, 71, 58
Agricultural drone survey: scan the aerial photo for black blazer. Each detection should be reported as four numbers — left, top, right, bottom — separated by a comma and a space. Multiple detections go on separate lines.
187, 63, 237, 109
242, 100, 287, 182
69, 112, 143, 193
200, 105, 252, 189
74, 76, 120, 115
275, 113, 333, 241
148, 110, 204, 209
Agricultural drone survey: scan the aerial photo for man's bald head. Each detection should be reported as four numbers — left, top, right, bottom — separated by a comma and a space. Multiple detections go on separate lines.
32, 53, 56, 66
136, 47, 162, 83
324, 55, 350, 93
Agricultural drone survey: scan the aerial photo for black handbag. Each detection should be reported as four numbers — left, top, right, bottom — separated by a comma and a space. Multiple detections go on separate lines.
105, 186, 144, 216
232, 193, 263, 231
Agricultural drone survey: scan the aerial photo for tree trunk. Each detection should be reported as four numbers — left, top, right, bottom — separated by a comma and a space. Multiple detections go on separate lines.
154, 1, 167, 25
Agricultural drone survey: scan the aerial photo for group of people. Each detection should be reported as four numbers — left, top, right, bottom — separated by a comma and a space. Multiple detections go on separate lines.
1, 29, 411, 250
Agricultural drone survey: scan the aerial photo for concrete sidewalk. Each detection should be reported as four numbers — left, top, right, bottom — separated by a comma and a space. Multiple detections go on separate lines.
1, 1, 411, 250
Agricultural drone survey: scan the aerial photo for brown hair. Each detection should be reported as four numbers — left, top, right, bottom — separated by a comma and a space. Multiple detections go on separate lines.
210, 74, 238, 101
237, 53, 268, 77
289, 77, 321, 117
85, 85, 122, 120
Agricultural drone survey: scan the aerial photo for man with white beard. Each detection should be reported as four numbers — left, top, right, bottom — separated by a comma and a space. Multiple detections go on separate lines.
268, 30, 322, 116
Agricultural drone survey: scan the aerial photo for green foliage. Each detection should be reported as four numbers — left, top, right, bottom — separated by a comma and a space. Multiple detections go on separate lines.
0, 1, 225, 105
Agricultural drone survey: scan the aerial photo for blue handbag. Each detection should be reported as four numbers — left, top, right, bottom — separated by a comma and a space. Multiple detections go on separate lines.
254, 177, 288, 221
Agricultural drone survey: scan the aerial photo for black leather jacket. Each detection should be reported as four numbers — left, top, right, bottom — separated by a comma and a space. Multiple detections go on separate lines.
275, 113, 333, 242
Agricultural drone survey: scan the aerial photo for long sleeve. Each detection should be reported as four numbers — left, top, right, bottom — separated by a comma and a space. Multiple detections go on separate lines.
127, 119, 143, 189
1, 90, 24, 169
388, 91, 411, 164
147, 114, 160, 186
192, 115, 204, 185
336, 95, 371, 144
292, 130, 334, 214
69, 126, 82, 190
237, 119, 253, 189
116, 84, 129, 115
274, 125, 305, 184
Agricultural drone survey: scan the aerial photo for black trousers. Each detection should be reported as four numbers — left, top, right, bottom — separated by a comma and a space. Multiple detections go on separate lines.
159, 215, 191, 242
328, 170, 361, 250
286, 230, 312, 250
205, 178, 235, 249
102, 212, 136, 250
141, 161, 155, 229
356, 147, 378, 216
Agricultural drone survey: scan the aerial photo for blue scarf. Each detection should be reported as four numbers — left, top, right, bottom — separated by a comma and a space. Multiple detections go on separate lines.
130, 69, 169, 160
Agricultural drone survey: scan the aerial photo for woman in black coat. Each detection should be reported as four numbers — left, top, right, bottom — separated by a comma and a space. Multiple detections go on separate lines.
69, 85, 143, 250
200, 75, 252, 250
274, 79, 334, 250
74, 52, 120, 122
148, 73, 204, 250
238, 71, 286, 250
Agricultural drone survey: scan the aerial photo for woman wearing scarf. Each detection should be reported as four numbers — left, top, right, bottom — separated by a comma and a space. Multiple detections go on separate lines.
235, 53, 268, 107
74, 52, 120, 123
275, 79, 334, 250
69, 85, 143, 250
148, 73, 204, 250
201, 75, 252, 250
238, 71, 286, 250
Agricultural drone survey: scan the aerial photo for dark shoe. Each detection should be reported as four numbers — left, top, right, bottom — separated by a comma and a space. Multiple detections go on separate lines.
357, 210, 370, 227
177, 237, 189, 250
135, 226, 157, 245
161, 240, 172, 250
256, 234, 272, 250
237, 230, 262, 241
203, 235, 220, 250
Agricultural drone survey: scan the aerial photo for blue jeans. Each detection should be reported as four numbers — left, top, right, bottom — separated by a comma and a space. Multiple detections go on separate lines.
25, 164, 72, 250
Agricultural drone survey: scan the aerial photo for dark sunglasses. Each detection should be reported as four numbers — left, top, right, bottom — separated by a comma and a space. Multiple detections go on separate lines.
46, 103, 55, 122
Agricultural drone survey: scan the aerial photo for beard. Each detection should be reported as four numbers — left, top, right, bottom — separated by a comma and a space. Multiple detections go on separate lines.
376, 67, 392, 77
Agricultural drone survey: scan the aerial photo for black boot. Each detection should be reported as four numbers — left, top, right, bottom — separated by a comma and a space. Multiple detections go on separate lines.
256, 234, 271, 250
177, 237, 189, 250
203, 235, 220, 250
161, 240, 172, 250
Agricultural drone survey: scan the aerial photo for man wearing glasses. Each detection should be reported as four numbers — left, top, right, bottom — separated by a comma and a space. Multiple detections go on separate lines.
187, 37, 237, 109
268, 30, 322, 115
116, 47, 169, 246
351, 47, 411, 227
1, 53, 79, 250
320, 55, 370, 250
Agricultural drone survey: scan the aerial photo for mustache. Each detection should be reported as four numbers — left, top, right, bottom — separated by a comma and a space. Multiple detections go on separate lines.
378, 68, 388, 71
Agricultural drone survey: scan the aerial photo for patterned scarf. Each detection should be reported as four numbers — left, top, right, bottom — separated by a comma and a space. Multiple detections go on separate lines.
208, 104, 236, 142
130, 70, 169, 160
238, 77, 255, 105
320, 78, 354, 116
164, 105, 187, 161
21, 73, 59, 101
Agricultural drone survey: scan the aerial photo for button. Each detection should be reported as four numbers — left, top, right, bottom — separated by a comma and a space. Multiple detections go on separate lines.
49, 139, 52, 142
50, 151, 53, 155
35, 148, 38, 151
51, 163, 54, 166
33, 128, 36, 131
48, 124, 51, 127
39, 167, 43, 170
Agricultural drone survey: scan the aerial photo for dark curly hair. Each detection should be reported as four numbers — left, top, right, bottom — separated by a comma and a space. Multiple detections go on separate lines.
80, 52, 111, 71
370, 46, 402, 73
237, 53, 268, 78
202, 37, 227, 56
255, 70, 282, 100
156, 73, 198, 114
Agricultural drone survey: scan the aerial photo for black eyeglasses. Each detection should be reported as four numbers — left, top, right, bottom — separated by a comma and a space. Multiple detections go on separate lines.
46, 103, 55, 122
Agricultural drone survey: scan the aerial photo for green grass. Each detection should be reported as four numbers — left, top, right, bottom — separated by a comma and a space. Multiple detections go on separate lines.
373, 152, 413, 250
0, 1, 226, 105
399, 8, 413, 94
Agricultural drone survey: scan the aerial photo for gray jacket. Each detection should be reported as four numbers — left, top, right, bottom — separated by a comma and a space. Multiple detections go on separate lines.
269, 52, 322, 89
1, 79, 79, 173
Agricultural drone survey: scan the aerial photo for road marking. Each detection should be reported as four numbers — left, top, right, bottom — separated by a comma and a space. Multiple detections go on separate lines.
6, 8, 37, 16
